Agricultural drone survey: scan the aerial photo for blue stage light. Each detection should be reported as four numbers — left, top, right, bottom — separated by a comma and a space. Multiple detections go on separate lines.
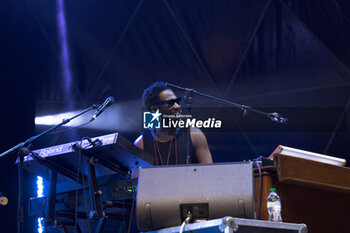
37, 176, 44, 233
34, 100, 140, 132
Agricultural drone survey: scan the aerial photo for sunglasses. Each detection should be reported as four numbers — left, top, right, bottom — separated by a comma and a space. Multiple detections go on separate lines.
155, 97, 181, 107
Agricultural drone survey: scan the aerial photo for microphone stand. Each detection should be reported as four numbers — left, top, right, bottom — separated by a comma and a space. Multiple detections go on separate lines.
165, 83, 288, 165
0, 105, 97, 233
184, 89, 194, 164
165, 83, 288, 124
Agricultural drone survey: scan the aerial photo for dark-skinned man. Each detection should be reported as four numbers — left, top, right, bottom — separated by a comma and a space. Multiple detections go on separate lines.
133, 82, 212, 177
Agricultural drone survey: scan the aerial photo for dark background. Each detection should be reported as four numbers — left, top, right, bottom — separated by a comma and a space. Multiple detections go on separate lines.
1, 0, 350, 232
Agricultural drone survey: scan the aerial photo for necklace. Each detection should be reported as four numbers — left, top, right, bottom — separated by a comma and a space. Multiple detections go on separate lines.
154, 139, 173, 165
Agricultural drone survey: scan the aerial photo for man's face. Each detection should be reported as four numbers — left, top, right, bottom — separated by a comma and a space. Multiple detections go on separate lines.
153, 89, 181, 115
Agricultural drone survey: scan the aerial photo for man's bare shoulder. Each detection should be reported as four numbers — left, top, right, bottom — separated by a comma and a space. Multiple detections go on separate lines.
134, 135, 144, 150
190, 127, 202, 133
189, 127, 213, 163
190, 127, 206, 142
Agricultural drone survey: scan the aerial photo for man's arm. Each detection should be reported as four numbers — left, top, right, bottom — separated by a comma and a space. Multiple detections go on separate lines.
190, 127, 213, 163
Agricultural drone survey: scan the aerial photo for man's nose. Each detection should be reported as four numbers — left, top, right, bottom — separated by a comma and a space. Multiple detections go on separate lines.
173, 102, 180, 109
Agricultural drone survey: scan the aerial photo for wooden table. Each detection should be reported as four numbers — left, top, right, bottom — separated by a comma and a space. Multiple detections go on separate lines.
254, 154, 350, 233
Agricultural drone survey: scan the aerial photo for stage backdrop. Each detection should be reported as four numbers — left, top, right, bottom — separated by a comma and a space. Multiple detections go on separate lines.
29, 0, 350, 162
1, 0, 350, 232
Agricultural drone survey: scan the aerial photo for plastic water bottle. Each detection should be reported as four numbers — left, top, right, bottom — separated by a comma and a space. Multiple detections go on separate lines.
267, 188, 282, 222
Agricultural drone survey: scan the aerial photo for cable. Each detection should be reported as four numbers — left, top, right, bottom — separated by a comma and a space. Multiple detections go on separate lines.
179, 216, 191, 233
253, 159, 263, 220
126, 195, 136, 233
121, 200, 126, 233
179, 221, 186, 233
41, 199, 46, 220
73, 136, 104, 233
73, 138, 92, 233
118, 219, 126, 233
185, 223, 194, 233
74, 140, 83, 232
80, 142, 92, 233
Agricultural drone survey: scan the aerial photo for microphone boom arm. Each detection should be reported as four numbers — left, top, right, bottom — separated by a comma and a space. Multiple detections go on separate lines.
0, 104, 97, 160
165, 82, 288, 124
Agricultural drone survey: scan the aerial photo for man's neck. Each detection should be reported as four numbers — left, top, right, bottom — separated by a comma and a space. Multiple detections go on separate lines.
151, 128, 176, 142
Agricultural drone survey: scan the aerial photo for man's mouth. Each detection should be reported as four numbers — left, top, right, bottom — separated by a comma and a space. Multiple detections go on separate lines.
174, 111, 181, 117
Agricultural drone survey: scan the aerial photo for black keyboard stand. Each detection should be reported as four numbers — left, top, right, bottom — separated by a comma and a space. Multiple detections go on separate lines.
24, 132, 148, 233
72, 143, 131, 233
57, 220, 82, 233
30, 152, 87, 230
45, 169, 57, 226
87, 156, 104, 219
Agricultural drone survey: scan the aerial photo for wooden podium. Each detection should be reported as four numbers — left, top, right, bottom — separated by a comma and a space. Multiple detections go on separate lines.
254, 153, 350, 233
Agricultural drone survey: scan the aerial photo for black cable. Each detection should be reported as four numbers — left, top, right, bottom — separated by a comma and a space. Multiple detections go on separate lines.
118, 219, 126, 233
74, 140, 83, 232
254, 160, 262, 220
75, 136, 100, 233
77, 136, 102, 232
80, 143, 92, 233
74, 138, 92, 233
122, 200, 126, 233
126, 195, 136, 233
41, 199, 46, 220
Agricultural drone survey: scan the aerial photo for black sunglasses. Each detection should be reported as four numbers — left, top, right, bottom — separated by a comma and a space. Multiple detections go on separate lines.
155, 97, 181, 107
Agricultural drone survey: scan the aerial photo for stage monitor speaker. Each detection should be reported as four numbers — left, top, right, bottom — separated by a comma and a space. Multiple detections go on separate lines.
136, 162, 255, 231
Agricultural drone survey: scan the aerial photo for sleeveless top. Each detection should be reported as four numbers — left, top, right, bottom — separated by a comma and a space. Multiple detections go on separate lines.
142, 128, 197, 165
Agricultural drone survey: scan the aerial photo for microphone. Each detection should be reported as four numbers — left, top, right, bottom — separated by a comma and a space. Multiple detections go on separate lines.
90, 96, 115, 122
268, 112, 288, 124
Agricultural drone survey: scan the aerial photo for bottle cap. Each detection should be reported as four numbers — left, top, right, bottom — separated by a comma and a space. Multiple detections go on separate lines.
270, 188, 276, 192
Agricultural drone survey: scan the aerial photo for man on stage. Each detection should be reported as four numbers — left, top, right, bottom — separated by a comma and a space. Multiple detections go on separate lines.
134, 81, 213, 166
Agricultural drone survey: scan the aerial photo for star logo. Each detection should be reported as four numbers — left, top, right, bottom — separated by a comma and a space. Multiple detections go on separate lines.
150, 110, 162, 122
143, 110, 162, 129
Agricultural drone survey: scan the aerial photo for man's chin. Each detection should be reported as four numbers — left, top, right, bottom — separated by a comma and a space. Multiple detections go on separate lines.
174, 110, 182, 116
